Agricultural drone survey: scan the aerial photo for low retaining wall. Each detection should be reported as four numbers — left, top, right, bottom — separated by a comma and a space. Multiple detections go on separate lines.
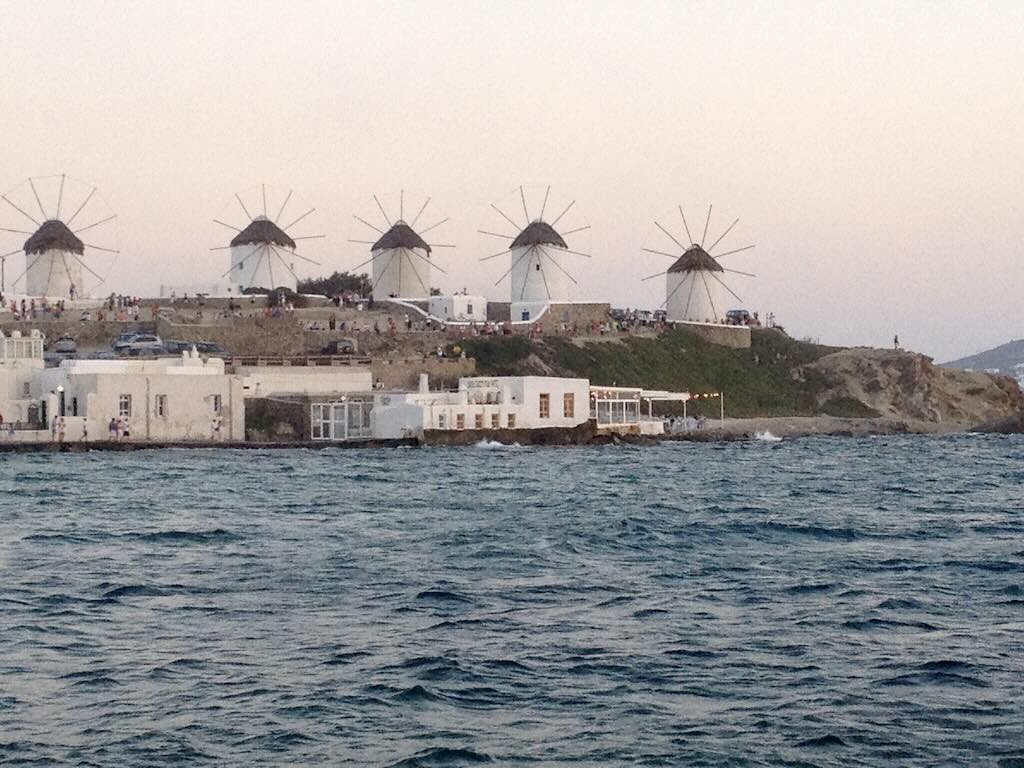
673, 321, 751, 349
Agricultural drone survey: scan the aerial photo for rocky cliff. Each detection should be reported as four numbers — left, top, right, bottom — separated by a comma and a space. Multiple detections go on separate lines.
797, 348, 1024, 426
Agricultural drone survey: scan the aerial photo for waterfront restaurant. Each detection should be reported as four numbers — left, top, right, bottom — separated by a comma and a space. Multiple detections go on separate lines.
589, 385, 691, 435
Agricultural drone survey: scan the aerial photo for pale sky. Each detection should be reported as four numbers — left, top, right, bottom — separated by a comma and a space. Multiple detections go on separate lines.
1, 0, 1021, 361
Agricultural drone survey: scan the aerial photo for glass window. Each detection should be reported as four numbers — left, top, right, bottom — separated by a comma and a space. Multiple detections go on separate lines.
155, 394, 167, 417
491, 413, 500, 429
118, 394, 132, 418
539, 393, 550, 418
212, 394, 222, 413
563, 393, 574, 418
507, 413, 516, 428
475, 413, 484, 429
456, 414, 465, 430
438, 413, 447, 429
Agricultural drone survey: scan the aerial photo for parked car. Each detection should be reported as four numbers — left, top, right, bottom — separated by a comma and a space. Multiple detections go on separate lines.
112, 332, 138, 352
123, 334, 163, 353
320, 338, 357, 355
53, 335, 77, 354
726, 309, 761, 327
163, 339, 229, 356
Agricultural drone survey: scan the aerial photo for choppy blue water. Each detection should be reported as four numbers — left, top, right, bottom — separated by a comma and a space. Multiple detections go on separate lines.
2, 435, 1023, 767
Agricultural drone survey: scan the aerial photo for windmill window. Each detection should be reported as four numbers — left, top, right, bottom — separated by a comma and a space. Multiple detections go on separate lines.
535, 263, 541, 271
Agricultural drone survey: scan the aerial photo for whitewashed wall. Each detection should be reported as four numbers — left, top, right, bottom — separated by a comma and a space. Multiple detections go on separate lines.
229, 244, 297, 292
25, 249, 84, 298
666, 271, 727, 323
371, 247, 432, 299
509, 246, 573, 304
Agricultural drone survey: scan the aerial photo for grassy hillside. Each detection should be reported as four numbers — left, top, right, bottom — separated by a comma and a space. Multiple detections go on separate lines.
459, 328, 850, 418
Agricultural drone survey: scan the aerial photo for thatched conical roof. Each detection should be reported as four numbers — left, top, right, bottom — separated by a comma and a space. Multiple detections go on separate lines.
667, 245, 724, 274
231, 216, 296, 249
511, 221, 567, 249
24, 220, 85, 255
372, 222, 431, 253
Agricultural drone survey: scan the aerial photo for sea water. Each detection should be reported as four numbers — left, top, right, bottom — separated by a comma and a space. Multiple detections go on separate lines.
1, 435, 1023, 766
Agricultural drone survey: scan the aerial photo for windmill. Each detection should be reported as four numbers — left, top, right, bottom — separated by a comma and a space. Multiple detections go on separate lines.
0, 174, 118, 299
349, 191, 453, 300
213, 185, 324, 293
478, 186, 591, 313
642, 205, 755, 323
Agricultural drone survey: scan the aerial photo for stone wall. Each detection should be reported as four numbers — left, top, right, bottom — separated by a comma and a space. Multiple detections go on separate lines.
533, 303, 611, 334
245, 397, 308, 441
371, 357, 476, 390
672, 321, 751, 349
157, 317, 306, 356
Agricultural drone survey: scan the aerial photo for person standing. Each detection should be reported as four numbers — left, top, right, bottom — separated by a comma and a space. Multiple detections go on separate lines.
108, 417, 118, 440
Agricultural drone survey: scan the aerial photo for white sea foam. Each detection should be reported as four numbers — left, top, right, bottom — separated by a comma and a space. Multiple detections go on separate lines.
755, 431, 783, 442
474, 439, 520, 450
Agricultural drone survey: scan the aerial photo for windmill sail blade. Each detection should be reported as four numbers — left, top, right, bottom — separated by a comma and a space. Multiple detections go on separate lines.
275, 189, 293, 223
560, 225, 591, 236
493, 246, 533, 286
56, 174, 66, 219
700, 204, 712, 248
269, 244, 300, 283
479, 247, 513, 262
713, 244, 756, 259
550, 200, 575, 227
642, 247, 680, 259
286, 250, 320, 266
490, 203, 520, 231
402, 249, 430, 295
678, 206, 693, 244
28, 178, 48, 219
81, 242, 120, 254
478, 229, 515, 239
707, 218, 739, 252
537, 246, 579, 285
235, 193, 253, 222
69, 252, 106, 283
221, 242, 264, 277
698, 271, 719, 319
353, 214, 384, 235
0, 227, 34, 235
708, 271, 745, 304
213, 218, 242, 232
660, 273, 688, 310
683, 272, 698, 317
410, 196, 431, 228
723, 267, 756, 277
407, 247, 447, 274
641, 269, 667, 282
283, 207, 315, 232
655, 221, 686, 250
373, 194, 391, 227
418, 217, 449, 235
9, 254, 43, 287
539, 186, 551, 221
1, 194, 40, 227
65, 187, 96, 226
73, 214, 117, 235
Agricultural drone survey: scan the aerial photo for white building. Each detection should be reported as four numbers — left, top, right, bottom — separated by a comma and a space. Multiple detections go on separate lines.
0, 330, 45, 425
23, 220, 85, 299
229, 216, 298, 292
427, 294, 487, 323
370, 222, 433, 299
237, 365, 372, 398
38, 350, 244, 442
355, 375, 590, 440
665, 245, 727, 324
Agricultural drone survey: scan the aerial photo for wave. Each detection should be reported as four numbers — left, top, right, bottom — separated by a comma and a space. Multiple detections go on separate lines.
754, 430, 783, 442
473, 439, 520, 450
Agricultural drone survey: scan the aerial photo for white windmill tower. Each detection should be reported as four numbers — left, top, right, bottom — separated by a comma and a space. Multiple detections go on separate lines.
214, 185, 324, 293
642, 205, 755, 324
349, 191, 453, 300
1, 174, 118, 299
479, 186, 591, 322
